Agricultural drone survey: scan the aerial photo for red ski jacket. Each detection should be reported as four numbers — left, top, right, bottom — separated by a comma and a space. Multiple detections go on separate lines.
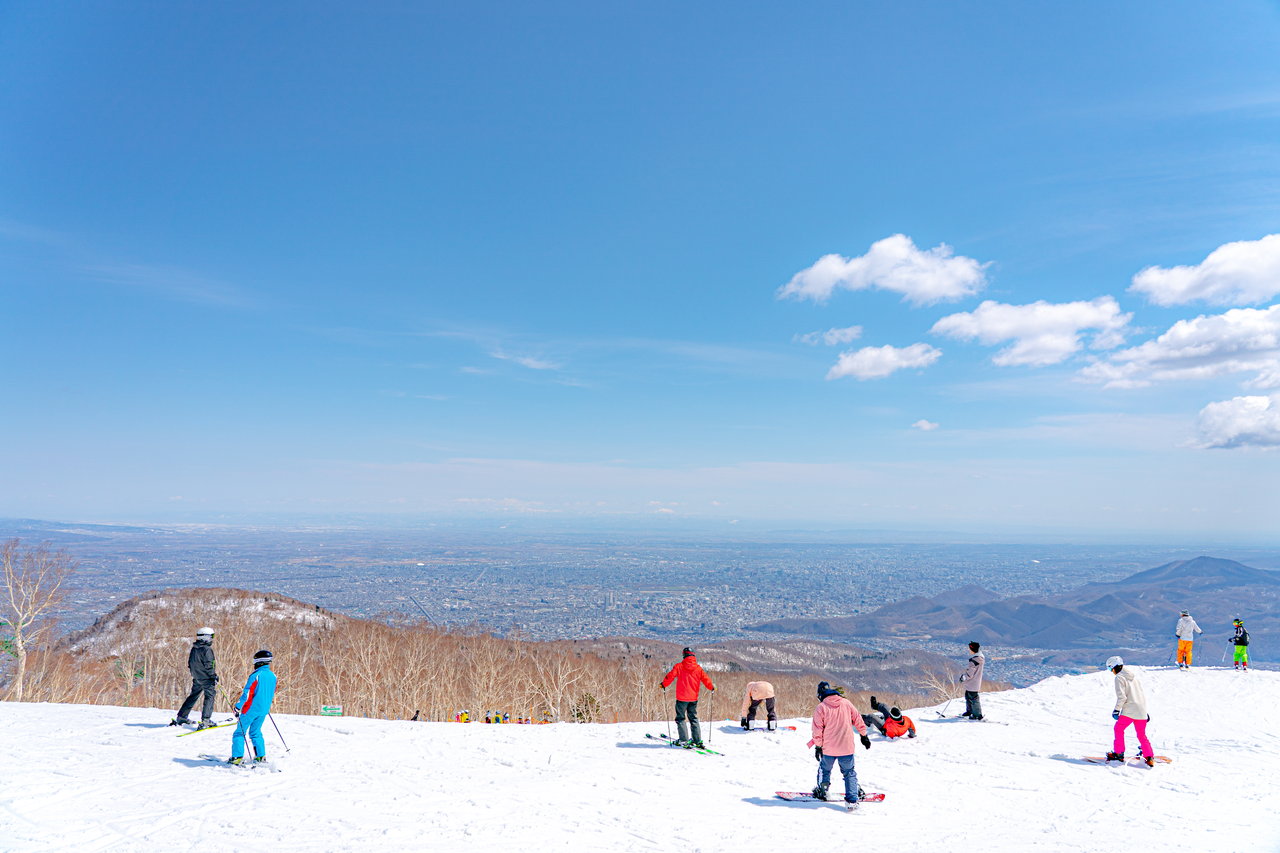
661, 655, 715, 702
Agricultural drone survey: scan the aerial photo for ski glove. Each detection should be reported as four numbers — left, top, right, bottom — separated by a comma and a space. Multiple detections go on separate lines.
860, 735, 872, 750
814, 747, 823, 761
1112, 710, 1120, 720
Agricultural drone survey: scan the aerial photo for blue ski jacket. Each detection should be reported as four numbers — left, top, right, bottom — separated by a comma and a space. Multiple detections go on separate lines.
235, 664, 277, 717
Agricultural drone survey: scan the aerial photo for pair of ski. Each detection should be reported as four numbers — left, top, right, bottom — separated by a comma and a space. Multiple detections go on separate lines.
174, 719, 237, 737
198, 753, 279, 772
645, 732, 724, 755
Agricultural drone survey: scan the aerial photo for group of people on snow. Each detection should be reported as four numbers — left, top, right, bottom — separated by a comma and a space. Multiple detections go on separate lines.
1172, 610, 1250, 671
170, 607, 1252, 777
169, 628, 278, 765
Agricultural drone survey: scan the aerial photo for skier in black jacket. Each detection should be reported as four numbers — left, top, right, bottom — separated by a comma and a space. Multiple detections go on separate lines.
171, 627, 219, 728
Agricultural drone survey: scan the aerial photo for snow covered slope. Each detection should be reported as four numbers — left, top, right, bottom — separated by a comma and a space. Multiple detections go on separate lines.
2, 666, 1276, 852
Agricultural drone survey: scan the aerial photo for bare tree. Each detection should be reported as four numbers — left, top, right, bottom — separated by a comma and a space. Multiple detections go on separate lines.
1, 540, 77, 702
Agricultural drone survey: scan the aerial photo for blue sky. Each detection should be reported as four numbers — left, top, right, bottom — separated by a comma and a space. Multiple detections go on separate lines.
3, 2, 1280, 539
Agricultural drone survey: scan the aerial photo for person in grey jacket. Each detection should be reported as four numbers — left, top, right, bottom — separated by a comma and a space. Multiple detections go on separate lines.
959, 641, 985, 720
171, 627, 218, 728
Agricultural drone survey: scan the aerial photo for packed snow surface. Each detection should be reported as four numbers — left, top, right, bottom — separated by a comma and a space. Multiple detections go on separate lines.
2, 667, 1277, 852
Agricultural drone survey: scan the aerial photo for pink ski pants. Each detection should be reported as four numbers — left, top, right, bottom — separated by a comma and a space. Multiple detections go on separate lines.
1113, 715, 1152, 758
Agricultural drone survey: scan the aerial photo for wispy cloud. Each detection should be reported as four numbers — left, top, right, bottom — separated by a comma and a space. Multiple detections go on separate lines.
778, 234, 989, 306
826, 343, 942, 381
932, 297, 1131, 366
795, 325, 863, 346
911, 419, 939, 431
83, 262, 256, 308
490, 350, 561, 370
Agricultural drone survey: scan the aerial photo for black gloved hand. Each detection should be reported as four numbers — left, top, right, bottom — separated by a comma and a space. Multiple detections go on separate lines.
860, 734, 872, 750
211, 674, 219, 685
870, 695, 877, 707
1112, 710, 1120, 720
814, 746, 823, 761
908, 731, 916, 739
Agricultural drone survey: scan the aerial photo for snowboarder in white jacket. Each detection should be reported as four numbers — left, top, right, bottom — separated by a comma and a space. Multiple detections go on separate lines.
1174, 610, 1202, 669
959, 641, 984, 720
1105, 655, 1154, 766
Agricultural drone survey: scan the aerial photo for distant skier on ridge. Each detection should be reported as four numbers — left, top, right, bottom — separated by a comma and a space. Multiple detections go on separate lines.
660, 647, 715, 749
228, 649, 277, 765
958, 641, 985, 720
1231, 618, 1250, 671
1104, 655, 1155, 767
170, 626, 218, 729
1174, 610, 1202, 669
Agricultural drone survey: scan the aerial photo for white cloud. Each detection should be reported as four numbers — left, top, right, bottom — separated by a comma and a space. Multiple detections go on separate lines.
1130, 234, 1280, 306
1195, 394, 1280, 449
795, 325, 863, 346
490, 351, 561, 370
911, 419, 940, 431
826, 343, 942, 380
931, 297, 1131, 366
1080, 304, 1280, 389
778, 234, 989, 305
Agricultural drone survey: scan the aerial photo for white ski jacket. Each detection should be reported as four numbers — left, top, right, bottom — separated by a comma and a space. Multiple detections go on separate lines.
1175, 616, 1202, 640
1113, 667, 1148, 719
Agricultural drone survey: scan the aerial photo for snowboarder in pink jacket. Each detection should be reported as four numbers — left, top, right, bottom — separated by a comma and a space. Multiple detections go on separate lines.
807, 681, 871, 804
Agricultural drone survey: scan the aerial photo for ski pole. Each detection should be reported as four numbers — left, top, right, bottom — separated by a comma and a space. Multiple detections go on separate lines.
663, 686, 670, 739
268, 712, 290, 753
1221, 641, 1229, 664
707, 689, 713, 746
936, 698, 953, 718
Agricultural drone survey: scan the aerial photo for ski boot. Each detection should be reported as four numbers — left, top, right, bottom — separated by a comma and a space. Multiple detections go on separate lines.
1105, 751, 1124, 762
197, 719, 218, 730
690, 740, 706, 750
253, 756, 268, 764
811, 784, 829, 801
740, 717, 750, 731
1142, 755, 1155, 767
767, 720, 777, 731
227, 756, 243, 765
170, 717, 191, 727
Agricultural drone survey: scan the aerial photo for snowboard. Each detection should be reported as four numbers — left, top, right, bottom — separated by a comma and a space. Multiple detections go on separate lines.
775, 791, 886, 803
1083, 755, 1173, 765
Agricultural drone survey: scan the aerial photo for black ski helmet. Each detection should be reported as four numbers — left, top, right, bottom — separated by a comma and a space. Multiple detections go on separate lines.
889, 707, 903, 721
253, 649, 273, 667
682, 647, 694, 657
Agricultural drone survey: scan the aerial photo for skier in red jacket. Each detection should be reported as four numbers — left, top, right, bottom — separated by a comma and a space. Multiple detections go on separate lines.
660, 647, 715, 748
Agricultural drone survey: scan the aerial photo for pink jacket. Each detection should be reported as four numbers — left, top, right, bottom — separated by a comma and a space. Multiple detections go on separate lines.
808, 694, 867, 757
740, 681, 775, 717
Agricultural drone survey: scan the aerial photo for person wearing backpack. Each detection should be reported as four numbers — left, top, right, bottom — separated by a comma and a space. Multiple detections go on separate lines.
1231, 619, 1250, 671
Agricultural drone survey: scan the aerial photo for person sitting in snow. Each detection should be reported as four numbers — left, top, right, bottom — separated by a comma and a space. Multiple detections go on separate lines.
1231, 618, 1250, 671
808, 681, 872, 805
862, 695, 916, 739
660, 647, 715, 748
1104, 655, 1154, 767
228, 649, 277, 765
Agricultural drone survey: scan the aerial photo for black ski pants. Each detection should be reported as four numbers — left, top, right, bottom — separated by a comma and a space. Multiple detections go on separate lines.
963, 690, 982, 719
746, 697, 776, 724
674, 699, 701, 743
178, 678, 216, 722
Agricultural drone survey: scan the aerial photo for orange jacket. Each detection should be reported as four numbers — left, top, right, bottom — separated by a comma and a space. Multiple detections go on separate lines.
884, 714, 916, 738
661, 655, 715, 701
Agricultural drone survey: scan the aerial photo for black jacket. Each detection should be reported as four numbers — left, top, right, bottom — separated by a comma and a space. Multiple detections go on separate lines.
188, 639, 217, 683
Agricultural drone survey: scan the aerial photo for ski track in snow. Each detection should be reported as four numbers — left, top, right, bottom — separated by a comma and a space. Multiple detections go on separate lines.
1, 666, 1277, 852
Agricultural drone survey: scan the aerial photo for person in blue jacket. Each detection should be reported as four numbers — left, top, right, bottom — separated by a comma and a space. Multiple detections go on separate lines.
228, 649, 277, 765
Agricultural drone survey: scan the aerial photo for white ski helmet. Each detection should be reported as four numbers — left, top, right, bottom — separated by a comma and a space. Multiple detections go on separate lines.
196, 627, 214, 638
1105, 655, 1124, 669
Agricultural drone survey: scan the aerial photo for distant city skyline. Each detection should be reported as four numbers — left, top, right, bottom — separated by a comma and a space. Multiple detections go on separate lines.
3, 3, 1279, 538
